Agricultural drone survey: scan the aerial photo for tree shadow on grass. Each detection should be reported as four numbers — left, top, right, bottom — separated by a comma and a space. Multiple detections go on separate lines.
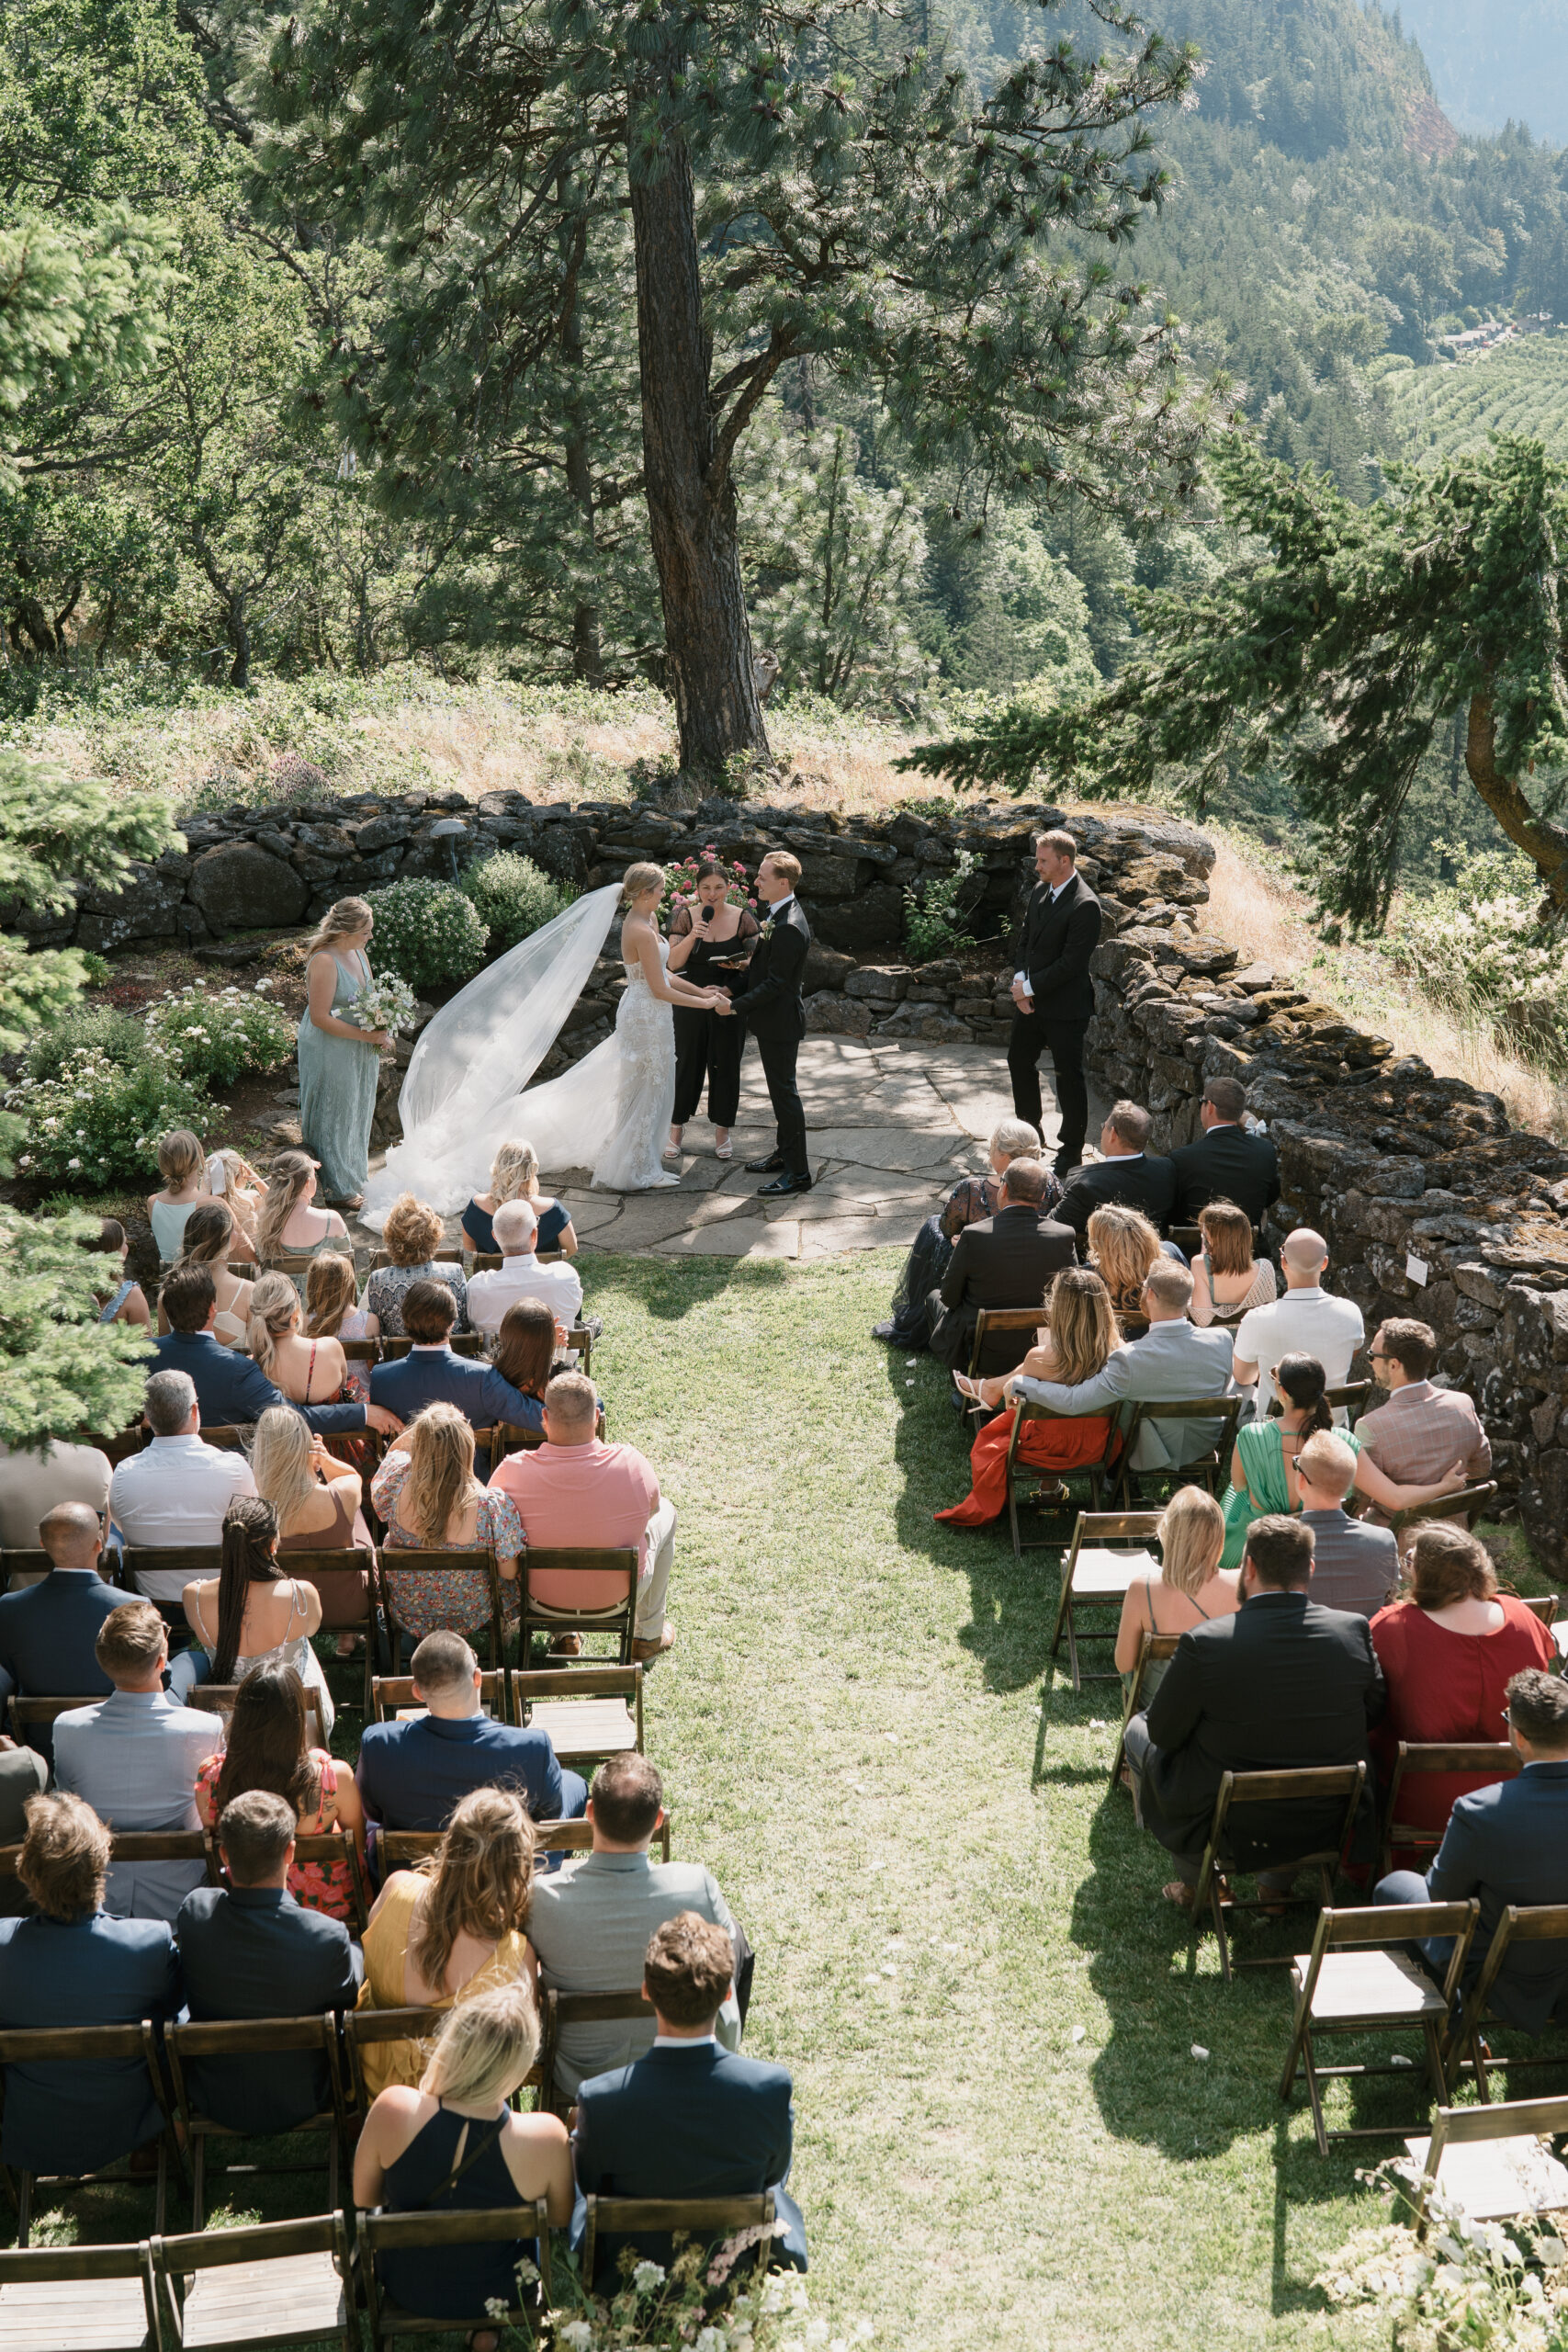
592, 1250, 792, 1323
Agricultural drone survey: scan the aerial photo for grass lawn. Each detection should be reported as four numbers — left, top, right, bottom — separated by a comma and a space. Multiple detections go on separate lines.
28, 1243, 1560, 2345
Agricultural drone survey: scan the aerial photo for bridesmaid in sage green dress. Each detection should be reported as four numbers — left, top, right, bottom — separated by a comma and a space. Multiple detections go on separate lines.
297, 896, 390, 1211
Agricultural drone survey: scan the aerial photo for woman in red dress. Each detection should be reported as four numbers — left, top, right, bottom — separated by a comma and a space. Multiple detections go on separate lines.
1371, 1523, 1553, 1863
936, 1267, 1117, 1527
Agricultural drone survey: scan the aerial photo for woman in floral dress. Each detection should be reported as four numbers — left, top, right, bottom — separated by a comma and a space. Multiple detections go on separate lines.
193, 1661, 366, 1925
370, 1403, 524, 1649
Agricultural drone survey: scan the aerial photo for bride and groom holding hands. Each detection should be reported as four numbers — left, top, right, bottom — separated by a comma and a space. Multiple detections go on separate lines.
365, 847, 814, 1223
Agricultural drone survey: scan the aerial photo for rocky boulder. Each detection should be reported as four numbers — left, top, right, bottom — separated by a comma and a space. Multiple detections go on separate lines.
188, 842, 310, 932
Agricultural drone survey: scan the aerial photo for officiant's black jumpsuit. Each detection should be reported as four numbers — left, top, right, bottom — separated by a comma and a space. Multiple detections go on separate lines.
670, 905, 761, 1126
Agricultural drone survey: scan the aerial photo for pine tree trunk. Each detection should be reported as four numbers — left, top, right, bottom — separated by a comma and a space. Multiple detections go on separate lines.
560, 210, 605, 686
1464, 687, 1568, 910
628, 116, 769, 775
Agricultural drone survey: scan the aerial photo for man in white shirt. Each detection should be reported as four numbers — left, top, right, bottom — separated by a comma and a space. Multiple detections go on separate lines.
108, 1370, 255, 1607
1232, 1229, 1365, 1415
465, 1200, 583, 1336
53, 1601, 218, 1922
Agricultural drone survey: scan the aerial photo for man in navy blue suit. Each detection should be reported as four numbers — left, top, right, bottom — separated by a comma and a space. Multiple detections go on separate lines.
1376, 1667, 1568, 2031
572, 1912, 806, 2290
176, 1790, 362, 2135
355, 1630, 583, 1834
367, 1281, 543, 1473
152, 1264, 395, 1439
0, 1503, 119, 1709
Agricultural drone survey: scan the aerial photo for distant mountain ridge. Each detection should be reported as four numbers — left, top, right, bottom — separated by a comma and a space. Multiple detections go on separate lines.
1393, 0, 1568, 148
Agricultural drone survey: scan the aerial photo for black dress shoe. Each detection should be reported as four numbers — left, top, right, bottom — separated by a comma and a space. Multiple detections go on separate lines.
745, 1151, 785, 1173
871, 1322, 900, 1343
758, 1171, 813, 1196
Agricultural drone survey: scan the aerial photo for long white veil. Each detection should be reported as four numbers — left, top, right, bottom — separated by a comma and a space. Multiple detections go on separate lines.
362, 883, 624, 1226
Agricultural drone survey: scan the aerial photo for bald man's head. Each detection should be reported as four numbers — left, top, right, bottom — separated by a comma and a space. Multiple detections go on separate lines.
39, 1502, 103, 1570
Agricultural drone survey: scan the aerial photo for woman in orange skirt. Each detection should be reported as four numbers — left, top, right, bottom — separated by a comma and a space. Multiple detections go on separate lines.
936, 1266, 1118, 1527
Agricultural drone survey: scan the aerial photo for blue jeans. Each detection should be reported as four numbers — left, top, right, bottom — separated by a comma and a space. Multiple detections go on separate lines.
1374, 1868, 1453, 1983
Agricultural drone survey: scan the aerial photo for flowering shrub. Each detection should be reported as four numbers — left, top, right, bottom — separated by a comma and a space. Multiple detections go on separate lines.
461, 851, 575, 955
145, 986, 295, 1088
10, 1044, 210, 1188
366, 877, 489, 988
904, 848, 980, 963
1317, 2158, 1568, 2348
26, 1003, 146, 1083
1390, 846, 1568, 1069
535, 2230, 869, 2352
660, 850, 757, 922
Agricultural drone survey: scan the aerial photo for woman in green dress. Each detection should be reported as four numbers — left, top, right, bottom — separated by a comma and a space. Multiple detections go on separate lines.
297, 897, 390, 1211
1220, 1351, 1468, 1568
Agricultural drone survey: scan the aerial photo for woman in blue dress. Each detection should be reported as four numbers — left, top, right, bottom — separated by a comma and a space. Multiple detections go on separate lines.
296, 897, 390, 1211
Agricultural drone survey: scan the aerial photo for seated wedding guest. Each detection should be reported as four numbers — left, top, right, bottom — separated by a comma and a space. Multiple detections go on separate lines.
927, 1158, 1076, 1378
466, 1200, 584, 1338
873, 1117, 1044, 1351
1232, 1229, 1364, 1413
1054, 1102, 1177, 1243
203, 1147, 266, 1248
253, 1148, 349, 1268
1169, 1077, 1280, 1228
0, 1433, 110, 1558
371, 1281, 545, 1464
1112, 1487, 1236, 1702
1189, 1200, 1276, 1328
372, 1403, 525, 1648
149, 1264, 394, 1440
0, 1794, 180, 2184
246, 1271, 348, 1408
355, 1980, 571, 2341
1358, 1319, 1494, 1518
1219, 1355, 1465, 1569
573, 1914, 806, 2290
176, 1789, 362, 2134
356, 1788, 535, 2097
356, 1630, 583, 1833
1006, 1259, 1235, 1476
53, 1602, 217, 1920
462, 1138, 578, 1262
1376, 1667, 1568, 2031
527, 1754, 743, 2101
147, 1126, 211, 1262
935, 1267, 1118, 1528
111, 1368, 256, 1610
182, 1495, 335, 1736
250, 1407, 370, 1653
155, 1204, 251, 1346
85, 1217, 151, 1329
490, 1299, 559, 1423
194, 1663, 365, 1926
1371, 1524, 1554, 1865
1295, 1432, 1401, 1619
366, 1193, 468, 1337
1123, 1516, 1384, 1909
489, 1374, 674, 1664
1086, 1203, 1163, 1317
304, 1252, 378, 1405
0, 1502, 121, 1711
0, 1748, 49, 1903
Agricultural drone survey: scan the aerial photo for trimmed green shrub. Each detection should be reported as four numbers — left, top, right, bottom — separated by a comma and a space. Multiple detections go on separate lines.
366, 877, 489, 989
12, 1046, 211, 1188
26, 1004, 146, 1084
460, 852, 574, 956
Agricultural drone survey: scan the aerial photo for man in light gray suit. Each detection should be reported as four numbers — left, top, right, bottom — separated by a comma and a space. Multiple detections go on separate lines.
1294, 1431, 1400, 1619
1007, 1259, 1235, 1470
52, 1600, 217, 1923
526, 1753, 746, 2100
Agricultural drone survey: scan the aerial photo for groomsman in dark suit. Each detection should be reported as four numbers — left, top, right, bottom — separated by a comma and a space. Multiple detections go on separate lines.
1054, 1102, 1178, 1243
718, 852, 813, 1197
927, 1159, 1076, 1376
1008, 831, 1102, 1176
1169, 1077, 1280, 1228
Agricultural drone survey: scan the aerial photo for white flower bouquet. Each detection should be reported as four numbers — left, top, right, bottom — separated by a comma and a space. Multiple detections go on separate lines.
346, 970, 419, 1038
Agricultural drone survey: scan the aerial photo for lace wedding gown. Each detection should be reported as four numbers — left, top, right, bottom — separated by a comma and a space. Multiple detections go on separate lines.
361, 888, 682, 1221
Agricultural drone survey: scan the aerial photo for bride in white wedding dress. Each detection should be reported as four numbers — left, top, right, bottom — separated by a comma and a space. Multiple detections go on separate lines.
362, 861, 727, 1225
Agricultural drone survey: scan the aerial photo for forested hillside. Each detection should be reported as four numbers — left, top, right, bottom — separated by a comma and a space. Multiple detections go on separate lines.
1396, 0, 1568, 147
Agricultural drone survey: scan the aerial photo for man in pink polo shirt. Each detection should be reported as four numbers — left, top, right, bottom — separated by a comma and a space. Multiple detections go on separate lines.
489, 1373, 676, 1662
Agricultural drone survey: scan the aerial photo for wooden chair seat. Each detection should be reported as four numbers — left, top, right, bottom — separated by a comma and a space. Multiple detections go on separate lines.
1381, 1740, 1519, 1875
1191, 1763, 1367, 1986
0, 2240, 158, 2352
519, 1551, 637, 1666
1069, 1548, 1159, 1600
1404, 2095, 1568, 2231
1292, 1944, 1450, 2023
152, 2214, 354, 2351
1050, 1512, 1163, 1691
510, 1666, 644, 1766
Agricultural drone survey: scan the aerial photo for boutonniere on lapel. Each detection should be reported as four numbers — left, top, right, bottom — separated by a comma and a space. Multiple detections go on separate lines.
761, 913, 777, 940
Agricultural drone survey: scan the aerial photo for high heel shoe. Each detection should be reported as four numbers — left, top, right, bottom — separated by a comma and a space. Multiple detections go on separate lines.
714, 1132, 732, 1160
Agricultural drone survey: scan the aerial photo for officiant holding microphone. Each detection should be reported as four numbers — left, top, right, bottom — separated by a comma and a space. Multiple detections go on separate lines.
665, 861, 761, 1164
715, 852, 814, 1196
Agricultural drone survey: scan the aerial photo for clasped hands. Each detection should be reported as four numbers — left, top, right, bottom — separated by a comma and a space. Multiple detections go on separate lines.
710, 986, 736, 1018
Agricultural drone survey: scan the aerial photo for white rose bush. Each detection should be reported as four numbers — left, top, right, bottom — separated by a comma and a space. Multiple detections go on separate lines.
532, 2229, 870, 2352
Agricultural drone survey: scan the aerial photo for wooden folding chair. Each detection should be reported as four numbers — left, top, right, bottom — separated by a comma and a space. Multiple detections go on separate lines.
966, 1307, 1046, 1383
537, 1988, 653, 2115
0, 2236, 160, 2351
476, 1419, 543, 1469
342, 2007, 448, 2114
374, 1545, 506, 1669
1390, 1481, 1499, 1540
273, 1543, 378, 1713
371, 1669, 507, 1724
1448, 1904, 1568, 2099
1325, 1380, 1373, 1428
580, 2192, 777, 2289
1190, 1762, 1367, 1986
6, 1692, 106, 1747
1280, 1900, 1479, 2155
340, 1337, 381, 1366
1049, 1510, 1163, 1690
1003, 1405, 1114, 1559
368, 1247, 464, 1272
1116, 1309, 1150, 1341
1518, 1592, 1560, 1630
1380, 1741, 1520, 1876
0, 2018, 180, 2245
152, 2211, 355, 2350
111, 1828, 218, 1883
187, 1685, 327, 1756
1168, 1225, 1203, 1260
1113, 1394, 1247, 1508
163, 2013, 350, 2230
261, 1250, 348, 1294
120, 1543, 222, 1598
375, 1816, 672, 1877
465, 1250, 566, 1271
357, 2203, 551, 2344
1109, 1631, 1180, 1790
1404, 2094, 1568, 2235
0, 1549, 51, 1592
519, 1548, 637, 1666
102, 1423, 152, 1469
509, 1664, 645, 1771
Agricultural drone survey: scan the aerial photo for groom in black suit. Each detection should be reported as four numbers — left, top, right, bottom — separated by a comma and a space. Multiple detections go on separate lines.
1009, 828, 1102, 1177
716, 851, 813, 1196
